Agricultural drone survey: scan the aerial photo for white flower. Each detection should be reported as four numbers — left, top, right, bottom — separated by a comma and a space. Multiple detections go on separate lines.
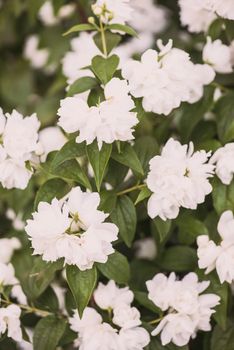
24, 35, 49, 69
113, 305, 141, 329
93, 280, 134, 310
146, 138, 214, 220
39, 1, 75, 26
0, 237, 21, 263
178, 0, 217, 33
203, 37, 233, 74
0, 108, 40, 189
210, 143, 234, 185
122, 40, 215, 116
0, 158, 32, 190
58, 78, 138, 149
92, 0, 133, 28
205, 0, 234, 20
0, 305, 22, 342
2, 110, 40, 160
128, 0, 167, 34
69, 308, 120, 350
11, 285, 27, 305
197, 210, 234, 283
147, 272, 220, 346
0, 263, 18, 286
37, 126, 66, 162
153, 313, 195, 346
62, 33, 99, 86
118, 327, 150, 350
134, 237, 157, 260
25, 187, 118, 270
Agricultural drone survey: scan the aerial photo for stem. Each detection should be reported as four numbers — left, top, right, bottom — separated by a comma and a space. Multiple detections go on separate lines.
117, 183, 146, 196
99, 19, 108, 57
148, 317, 163, 325
1, 299, 52, 317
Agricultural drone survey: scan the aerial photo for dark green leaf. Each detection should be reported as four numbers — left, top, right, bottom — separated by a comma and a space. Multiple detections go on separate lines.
97, 251, 130, 284
215, 92, 234, 143
212, 177, 234, 215
152, 217, 171, 243
67, 77, 98, 97
91, 55, 119, 84
52, 140, 85, 168
159, 246, 197, 272
28, 258, 63, 299
134, 136, 159, 173
134, 291, 161, 314
135, 187, 152, 205
63, 23, 95, 36
52, 159, 91, 190
99, 190, 117, 213
86, 141, 112, 191
66, 265, 97, 317
112, 143, 144, 176
34, 178, 70, 210
111, 195, 136, 247
33, 316, 66, 350
93, 31, 121, 55
211, 321, 234, 350
176, 212, 208, 245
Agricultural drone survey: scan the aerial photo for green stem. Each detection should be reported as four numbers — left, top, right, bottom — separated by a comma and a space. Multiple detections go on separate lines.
1, 298, 53, 317
148, 317, 163, 325
99, 19, 108, 57
117, 183, 146, 196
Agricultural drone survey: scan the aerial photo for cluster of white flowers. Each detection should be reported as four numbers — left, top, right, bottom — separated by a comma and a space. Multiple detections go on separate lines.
203, 37, 233, 74
122, 40, 215, 115
179, 0, 234, 33
58, 78, 138, 149
38, 0, 75, 26
25, 186, 118, 270
134, 237, 157, 260
146, 138, 214, 220
0, 108, 40, 189
210, 143, 234, 185
0, 236, 27, 343
69, 280, 150, 349
24, 35, 49, 69
197, 210, 234, 284
92, 0, 133, 28
147, 272, 220, 346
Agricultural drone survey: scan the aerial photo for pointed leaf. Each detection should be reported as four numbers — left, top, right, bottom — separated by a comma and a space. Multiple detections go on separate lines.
63, 23, 95, 36
97, 251, 130, 284
91, 55, 119, 84
112, 143, 144, 176
33, 316, 66, 350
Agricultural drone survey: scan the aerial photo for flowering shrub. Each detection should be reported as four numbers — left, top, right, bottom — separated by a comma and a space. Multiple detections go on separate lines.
0, 0, 234, 349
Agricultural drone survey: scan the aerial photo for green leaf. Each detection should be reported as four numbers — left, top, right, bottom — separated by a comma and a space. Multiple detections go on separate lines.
152, 217, 171, 243
33, 316, 66, 350
52, 140, 85, 169
67, 77, 98, 97
176, 212, 208, 245
52, 159, 91, 190
211, 321, 234, 350
215, 92, 234, 143
179, 86, 215, 142
110, 195, 136, 247
107, 23, 138, 37
135, 187, 151, 205
66, 265, 97, 317
134, 291, 161, 314
133, 136, 159, 173
86, 141, 112, 191
34, 178, 70, 210
91, 55, 119, 84
159, 246, 197, 272
99, 190, 117, 213
36, 286, 59, 312
93, 31, 121, 55
28, 258, 63, 299
63, 23, 95, 36
208, 18, 224, 39
212, 177, 234, 215
97, 251, 130, 284
112, 143, 144, 176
